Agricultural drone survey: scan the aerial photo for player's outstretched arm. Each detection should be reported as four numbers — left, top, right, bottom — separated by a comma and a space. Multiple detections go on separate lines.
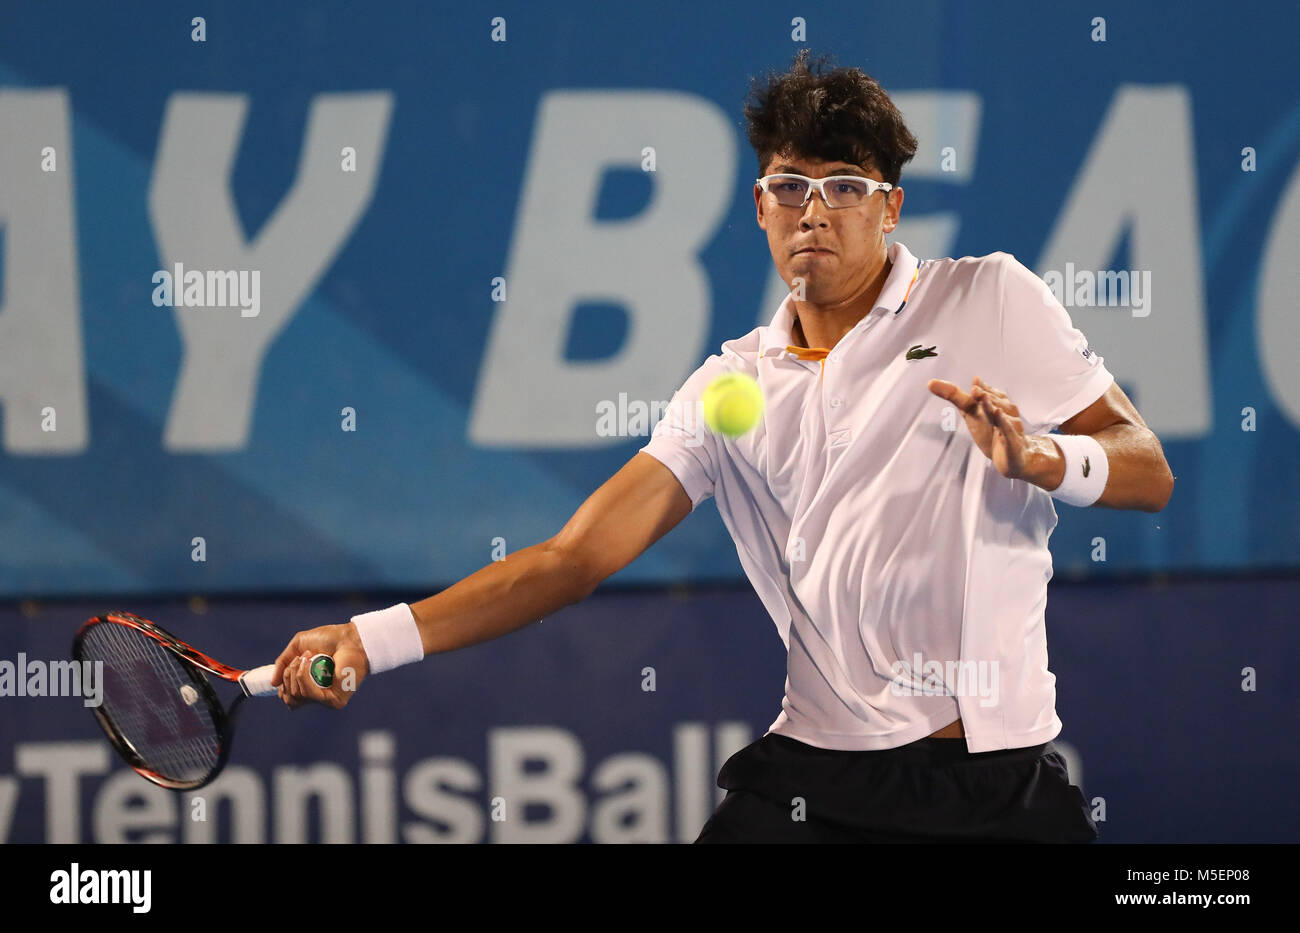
409, 451, 693, 654
274, 452, 692, 708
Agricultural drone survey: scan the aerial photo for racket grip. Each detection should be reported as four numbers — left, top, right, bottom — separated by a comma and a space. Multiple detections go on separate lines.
240, 665, 278, 697
240, 655, 335, 698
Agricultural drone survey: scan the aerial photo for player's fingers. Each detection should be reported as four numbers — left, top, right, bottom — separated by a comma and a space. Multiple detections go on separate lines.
974, 378, 1020, 415
291, 650, 336, 707
278, 661, 304, 709
977, 384, 1019, 415
279, 684, 301, 710
977, 389, 1011, 418
985, 401, 1006, 433
932, 378, 983, 415
281, 656, 300, 698
290, 655, 312, 699
985, 406, 1028, 468
927, 378, 971, 407
288, 653, 308, 696
272, 634, 307, 686
980, 395, 1010, 432
974, 377, 1004, 402
983, 397, 1024, 435
968, 386, 999, 423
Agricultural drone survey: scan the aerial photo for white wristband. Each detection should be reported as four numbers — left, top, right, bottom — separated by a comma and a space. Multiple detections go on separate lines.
350, 603, 423, 673
1047, 433, 1109, 507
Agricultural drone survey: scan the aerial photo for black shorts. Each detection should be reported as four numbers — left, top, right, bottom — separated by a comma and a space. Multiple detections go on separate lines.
695, 732, 1099, 843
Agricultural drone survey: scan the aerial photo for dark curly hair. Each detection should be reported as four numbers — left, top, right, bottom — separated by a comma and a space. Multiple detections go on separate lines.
744, 49, 918, 187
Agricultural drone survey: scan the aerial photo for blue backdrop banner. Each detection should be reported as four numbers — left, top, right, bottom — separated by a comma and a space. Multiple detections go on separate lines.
0, 579, 1295, 843
1, 1, 1298, 596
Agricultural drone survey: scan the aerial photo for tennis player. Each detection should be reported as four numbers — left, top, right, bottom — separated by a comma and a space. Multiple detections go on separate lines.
274, 50, 1174, 843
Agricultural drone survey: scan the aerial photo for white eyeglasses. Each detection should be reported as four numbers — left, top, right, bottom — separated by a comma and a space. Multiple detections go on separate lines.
756, 173, 894, 209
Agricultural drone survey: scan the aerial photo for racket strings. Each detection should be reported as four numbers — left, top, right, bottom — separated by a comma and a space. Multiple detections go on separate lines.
82, 622, 223, 785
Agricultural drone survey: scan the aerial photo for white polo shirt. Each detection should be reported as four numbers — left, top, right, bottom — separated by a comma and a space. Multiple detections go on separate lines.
640, 240, 1114, 753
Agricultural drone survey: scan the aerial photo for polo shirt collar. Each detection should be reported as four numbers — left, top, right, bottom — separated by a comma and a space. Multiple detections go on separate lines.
761, 241, 920, 361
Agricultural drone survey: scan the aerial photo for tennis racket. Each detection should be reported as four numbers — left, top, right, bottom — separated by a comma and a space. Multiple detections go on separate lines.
72, 610, 334, 791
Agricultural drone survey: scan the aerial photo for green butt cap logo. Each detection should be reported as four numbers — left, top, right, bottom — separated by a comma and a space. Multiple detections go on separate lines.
309, 654, 335, 688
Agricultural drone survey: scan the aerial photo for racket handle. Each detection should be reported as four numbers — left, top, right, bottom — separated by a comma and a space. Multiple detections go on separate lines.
240, 665, 278, 697
240, 655, 335, 697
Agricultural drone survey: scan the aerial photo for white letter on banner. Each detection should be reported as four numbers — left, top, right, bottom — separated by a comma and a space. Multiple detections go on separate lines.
1036, 85, 1210, 439
489, 726, 584, 843
1257, 159, 1300, 430
470, 91, 734, 447
16, 742, 109, 843
0, 90, 88, 453
148, 92, 393, 451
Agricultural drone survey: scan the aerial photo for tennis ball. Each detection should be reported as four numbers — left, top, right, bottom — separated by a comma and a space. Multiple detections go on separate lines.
702, 372, 765, 437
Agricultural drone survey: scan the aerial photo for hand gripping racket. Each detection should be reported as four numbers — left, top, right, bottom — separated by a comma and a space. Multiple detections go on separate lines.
72, 610, 334, 790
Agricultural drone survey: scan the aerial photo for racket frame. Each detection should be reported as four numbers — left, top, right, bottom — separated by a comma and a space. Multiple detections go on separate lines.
73, 611, 247, 791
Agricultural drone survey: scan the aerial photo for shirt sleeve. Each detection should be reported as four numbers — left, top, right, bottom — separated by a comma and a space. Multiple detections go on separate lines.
638, 356, 728, 510
996, 252, 1115, 434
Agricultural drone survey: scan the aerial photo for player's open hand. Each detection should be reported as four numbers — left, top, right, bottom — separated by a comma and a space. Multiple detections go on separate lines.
928, 376, 1035, 480
272, 622, 370, 710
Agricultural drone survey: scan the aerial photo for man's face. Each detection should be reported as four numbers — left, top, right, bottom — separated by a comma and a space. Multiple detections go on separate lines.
754, 152, 903, 303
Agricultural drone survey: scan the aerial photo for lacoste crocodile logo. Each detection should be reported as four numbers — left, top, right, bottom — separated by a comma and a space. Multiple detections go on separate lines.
1082, 456, 1091, 478
906, 344, 939, 360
